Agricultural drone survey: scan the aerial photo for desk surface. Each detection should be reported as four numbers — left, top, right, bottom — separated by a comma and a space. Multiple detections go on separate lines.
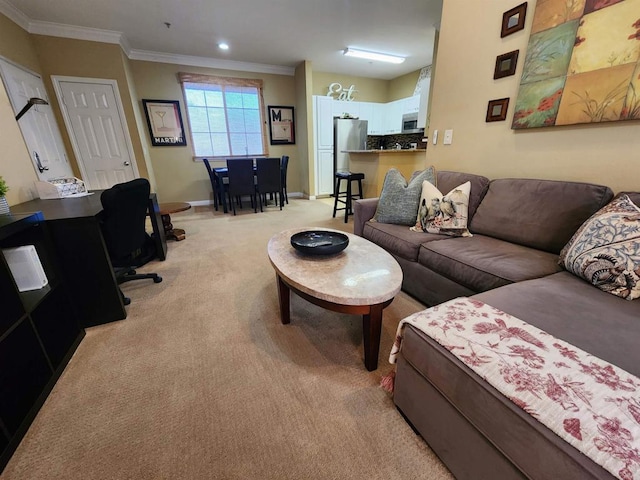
10, 194, 103, 220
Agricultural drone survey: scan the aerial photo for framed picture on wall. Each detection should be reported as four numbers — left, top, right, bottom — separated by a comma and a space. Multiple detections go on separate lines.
267, 105, 295, 145
501, 2, 527, 38
494, 50, 519, 79
486, 98, 510, 122
142, 99, 187, 146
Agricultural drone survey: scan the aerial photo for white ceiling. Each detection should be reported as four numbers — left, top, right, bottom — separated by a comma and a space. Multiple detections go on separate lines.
0, 0, 443, 80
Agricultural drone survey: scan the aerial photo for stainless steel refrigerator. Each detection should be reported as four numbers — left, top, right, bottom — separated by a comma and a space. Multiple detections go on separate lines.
333, 118, 368, 176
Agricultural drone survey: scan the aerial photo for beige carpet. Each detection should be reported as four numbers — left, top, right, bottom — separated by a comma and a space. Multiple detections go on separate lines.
2, 198, 453, 480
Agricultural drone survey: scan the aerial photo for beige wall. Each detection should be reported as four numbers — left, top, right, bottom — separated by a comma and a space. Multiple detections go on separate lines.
427, 0, 640, 193
388, 70, 421, 101
295, 61, 313, 197
129, 60, 297, 203
312, 72, 389, 102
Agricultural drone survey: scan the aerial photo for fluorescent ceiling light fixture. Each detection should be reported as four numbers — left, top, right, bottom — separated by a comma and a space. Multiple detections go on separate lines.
343, 48, 405, 64
218, 43, 229, 50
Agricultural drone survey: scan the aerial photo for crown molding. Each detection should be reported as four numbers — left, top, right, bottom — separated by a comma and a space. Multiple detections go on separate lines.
28, 20, 126, 46
128, 50, 295, 76
0, 0, 29, 30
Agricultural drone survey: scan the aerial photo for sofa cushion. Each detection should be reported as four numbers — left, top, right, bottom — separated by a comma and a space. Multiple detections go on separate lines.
362, 221, 447, 262
373, 166, 436, 226
411, 180, 472, 236
559, 194, 640, 300
418, 234, 563, 292
473, 271, 640, 376
435, 171, 490, 220
469, 178, 613, 253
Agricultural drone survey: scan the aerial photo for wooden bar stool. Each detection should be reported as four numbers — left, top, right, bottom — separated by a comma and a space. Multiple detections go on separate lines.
332, 172, 365, 223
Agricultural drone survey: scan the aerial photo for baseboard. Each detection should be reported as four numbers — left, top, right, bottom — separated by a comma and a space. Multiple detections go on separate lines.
189, 192, 305, 206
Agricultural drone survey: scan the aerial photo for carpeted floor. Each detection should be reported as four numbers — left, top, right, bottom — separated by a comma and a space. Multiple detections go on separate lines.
2, 198, 453, 480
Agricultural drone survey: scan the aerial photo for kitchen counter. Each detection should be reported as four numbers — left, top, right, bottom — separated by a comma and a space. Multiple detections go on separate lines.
342, 149, 428, 199
343, 149, 427, 154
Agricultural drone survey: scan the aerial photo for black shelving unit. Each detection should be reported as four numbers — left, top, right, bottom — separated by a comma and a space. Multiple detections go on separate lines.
0, 212, 85, 472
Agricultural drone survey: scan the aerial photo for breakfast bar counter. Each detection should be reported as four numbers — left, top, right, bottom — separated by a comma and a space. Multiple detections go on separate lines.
343, 149, 427, 199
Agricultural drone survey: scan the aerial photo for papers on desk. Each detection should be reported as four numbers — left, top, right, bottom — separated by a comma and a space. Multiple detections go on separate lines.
35, 177, 88, 199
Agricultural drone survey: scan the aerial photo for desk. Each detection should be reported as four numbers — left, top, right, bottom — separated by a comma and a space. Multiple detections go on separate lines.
10, 193, 167, 327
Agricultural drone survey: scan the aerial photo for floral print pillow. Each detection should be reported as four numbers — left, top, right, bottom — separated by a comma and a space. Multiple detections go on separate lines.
410, 180, 471, 237
559, 194, 640, 300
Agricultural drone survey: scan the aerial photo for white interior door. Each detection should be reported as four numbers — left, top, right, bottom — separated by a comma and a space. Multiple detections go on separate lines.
53, 78, 138, 190
0, 59, 72, 180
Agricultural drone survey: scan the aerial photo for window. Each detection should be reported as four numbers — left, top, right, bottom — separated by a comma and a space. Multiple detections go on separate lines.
179, 73, 267, 158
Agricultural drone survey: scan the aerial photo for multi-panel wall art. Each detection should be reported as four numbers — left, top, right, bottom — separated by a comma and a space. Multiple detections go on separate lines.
512, 0, 640, 129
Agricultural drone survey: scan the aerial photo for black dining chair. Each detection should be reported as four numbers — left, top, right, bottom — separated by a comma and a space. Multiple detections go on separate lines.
203, 158, 230, 211
99, 178, 162, 305
281, 155, 289, 204
256, 157, 283, 211
226, 158, 258, 215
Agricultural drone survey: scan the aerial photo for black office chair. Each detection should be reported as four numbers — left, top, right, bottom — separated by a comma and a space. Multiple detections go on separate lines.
99, 178, 162, 306
203, 158, 230, 211
281, 155, 289, 204
256, 157, 283, 211
227, 158, 258, 215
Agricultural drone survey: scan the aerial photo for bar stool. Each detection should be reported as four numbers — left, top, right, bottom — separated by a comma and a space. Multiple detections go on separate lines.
332, 171, 365, 223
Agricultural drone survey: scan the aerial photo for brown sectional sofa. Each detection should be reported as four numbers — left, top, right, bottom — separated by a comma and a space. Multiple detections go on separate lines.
353, 171, 640, 480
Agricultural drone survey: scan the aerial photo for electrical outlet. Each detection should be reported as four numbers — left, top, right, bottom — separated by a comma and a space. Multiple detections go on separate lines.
432, 130, 438, 144
443, 129, 453, 145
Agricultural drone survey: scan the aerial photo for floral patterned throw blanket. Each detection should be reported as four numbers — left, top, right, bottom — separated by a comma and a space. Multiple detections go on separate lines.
389, 298, 640, 480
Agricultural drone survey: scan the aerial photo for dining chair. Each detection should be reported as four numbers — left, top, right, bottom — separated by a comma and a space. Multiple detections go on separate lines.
256, 157, 283, 211
226, 158, 257, 215
203, 158, 230, 211
280, 155, 289, 204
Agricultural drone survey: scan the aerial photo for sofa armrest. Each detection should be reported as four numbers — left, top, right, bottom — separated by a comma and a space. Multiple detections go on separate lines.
353, 198, 379, 237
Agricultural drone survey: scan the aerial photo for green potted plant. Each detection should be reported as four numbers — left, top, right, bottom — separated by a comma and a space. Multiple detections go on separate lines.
0, 176, 10, 215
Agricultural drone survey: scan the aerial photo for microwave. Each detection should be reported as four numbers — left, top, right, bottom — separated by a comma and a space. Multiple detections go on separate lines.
401, 113, 424, 134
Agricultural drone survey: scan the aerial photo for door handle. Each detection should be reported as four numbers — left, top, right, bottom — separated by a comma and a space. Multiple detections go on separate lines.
34, 152, 48, 173
124, 161, 130, 166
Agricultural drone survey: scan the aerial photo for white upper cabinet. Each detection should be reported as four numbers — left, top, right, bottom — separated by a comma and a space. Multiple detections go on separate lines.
417, 78, 431, 129
331, 99, 360, 119
358, 102, 384, 135
384, 100, 403, 134
403, 95, 420, 114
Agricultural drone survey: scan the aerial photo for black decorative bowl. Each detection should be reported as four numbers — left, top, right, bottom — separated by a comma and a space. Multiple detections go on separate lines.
290, 230, 349, 256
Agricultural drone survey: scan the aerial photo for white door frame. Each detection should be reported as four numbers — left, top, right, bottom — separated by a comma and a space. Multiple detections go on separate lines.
51, 76, 140, 188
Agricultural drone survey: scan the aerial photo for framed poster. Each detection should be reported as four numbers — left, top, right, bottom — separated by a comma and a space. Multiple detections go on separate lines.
486, 98, 510, 122
267, 105, 295, 145
142, 99, 187, 146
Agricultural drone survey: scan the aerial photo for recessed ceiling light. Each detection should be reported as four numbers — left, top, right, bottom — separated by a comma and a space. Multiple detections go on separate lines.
343, 48, 405, 64
218, 43, 229, 50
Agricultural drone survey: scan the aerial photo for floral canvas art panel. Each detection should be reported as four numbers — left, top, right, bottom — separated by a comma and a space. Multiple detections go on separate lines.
555, 64, 634, 125
520, 20, 578, 85
512, 0, 640, 128
568, 1, 640, 75
530, 0, 585, 35
512, 77, 566, 128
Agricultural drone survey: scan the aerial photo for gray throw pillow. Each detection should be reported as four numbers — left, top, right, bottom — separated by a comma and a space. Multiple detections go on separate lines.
374, 166, 436, 225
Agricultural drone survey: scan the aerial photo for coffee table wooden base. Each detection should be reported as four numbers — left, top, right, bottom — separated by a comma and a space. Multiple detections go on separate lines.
276, 274, 393, 371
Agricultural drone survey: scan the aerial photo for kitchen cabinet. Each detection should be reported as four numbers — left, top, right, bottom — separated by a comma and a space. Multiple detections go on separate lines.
314, 96, 334, 150
317, 150, 334, 196
403, 95, 420, 114
358, 102, 384, 135
384, 100, 403, 134
0, 213, 84, 473
331, 99, 359, 119
417, 78, 431, 129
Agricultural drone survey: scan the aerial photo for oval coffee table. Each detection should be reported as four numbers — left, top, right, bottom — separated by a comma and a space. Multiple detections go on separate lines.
268, 227, 403, 371
158, 202, 191, 241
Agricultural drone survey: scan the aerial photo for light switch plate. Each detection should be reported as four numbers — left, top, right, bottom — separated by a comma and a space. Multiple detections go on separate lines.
443, 129, 453, 145
432, 130, 438, 144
